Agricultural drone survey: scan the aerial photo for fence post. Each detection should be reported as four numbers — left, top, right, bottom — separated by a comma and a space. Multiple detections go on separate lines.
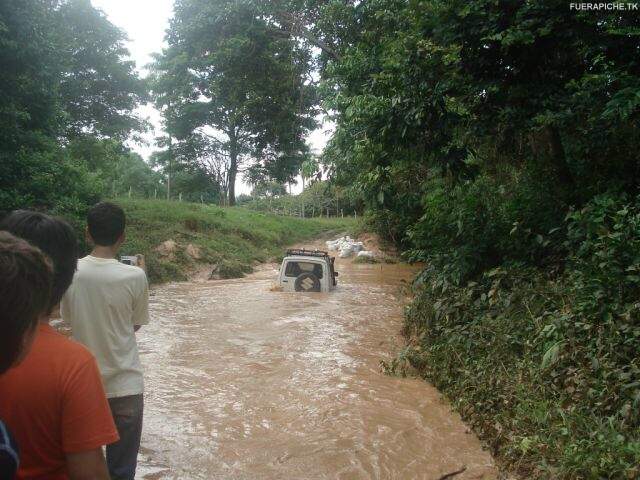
341, 209, 344, 218
154, 188, 157, 199
179, 192, 182, 202
128, 186, 132, 198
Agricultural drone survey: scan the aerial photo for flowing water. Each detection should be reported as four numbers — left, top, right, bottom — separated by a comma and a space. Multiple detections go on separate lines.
135, 253, 497, 480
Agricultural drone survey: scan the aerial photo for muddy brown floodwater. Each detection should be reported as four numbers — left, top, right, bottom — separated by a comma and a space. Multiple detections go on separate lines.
135, 253, 497, 480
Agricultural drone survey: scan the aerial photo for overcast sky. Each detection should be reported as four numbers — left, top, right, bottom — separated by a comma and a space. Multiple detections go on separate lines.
90, 0, 332, 195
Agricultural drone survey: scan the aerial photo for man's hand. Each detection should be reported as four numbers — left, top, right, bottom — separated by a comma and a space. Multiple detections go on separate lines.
135, 254, 146, 272
66, 448, 110, 480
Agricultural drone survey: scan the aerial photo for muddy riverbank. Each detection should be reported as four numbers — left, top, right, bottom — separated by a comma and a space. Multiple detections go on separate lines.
135, 251, 497, 479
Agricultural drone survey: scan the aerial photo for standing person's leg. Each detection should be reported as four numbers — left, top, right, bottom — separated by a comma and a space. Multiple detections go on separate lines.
106, 395, 143, 480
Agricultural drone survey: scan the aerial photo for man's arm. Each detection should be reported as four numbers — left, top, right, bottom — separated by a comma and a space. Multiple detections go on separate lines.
66, 448, 110, 480
131, 271, 150, 332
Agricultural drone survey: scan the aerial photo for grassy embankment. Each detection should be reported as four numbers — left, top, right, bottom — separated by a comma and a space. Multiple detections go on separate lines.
383, 194, 640, 479
113, 198, 355, 284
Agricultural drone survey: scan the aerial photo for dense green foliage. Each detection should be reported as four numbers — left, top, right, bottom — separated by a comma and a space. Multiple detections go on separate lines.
149, 148, 224, 203
392, 195, 640, 478
0, 0, 153, 216
316, 0, 640, 244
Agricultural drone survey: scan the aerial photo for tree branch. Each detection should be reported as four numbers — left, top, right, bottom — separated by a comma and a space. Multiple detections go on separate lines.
268, 12, 340, 61
437, 466, 467, 480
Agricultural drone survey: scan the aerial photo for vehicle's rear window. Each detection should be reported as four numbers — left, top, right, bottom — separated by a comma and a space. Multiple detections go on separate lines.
285, 261, 323, 279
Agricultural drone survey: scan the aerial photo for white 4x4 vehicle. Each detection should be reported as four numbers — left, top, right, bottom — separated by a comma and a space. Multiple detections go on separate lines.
278, 249, 338, 292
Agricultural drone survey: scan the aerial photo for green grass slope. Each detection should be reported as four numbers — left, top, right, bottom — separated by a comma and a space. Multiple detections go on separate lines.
116, 198, 354, 283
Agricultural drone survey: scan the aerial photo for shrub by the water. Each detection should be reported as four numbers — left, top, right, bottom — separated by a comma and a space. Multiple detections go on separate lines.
396, 193, 640, 478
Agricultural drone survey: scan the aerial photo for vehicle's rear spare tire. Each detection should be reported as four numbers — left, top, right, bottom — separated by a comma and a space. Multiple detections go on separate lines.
294, 272, 321, 292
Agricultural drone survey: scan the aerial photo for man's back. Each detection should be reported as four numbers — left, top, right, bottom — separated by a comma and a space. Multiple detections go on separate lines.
61, 255, 149, 398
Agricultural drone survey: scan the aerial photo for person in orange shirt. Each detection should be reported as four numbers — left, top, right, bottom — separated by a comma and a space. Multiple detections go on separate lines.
0, 211, 119, 480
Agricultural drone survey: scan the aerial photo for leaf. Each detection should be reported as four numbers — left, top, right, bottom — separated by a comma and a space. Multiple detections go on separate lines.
486, 268, 502, 277
541, 341, 564, 369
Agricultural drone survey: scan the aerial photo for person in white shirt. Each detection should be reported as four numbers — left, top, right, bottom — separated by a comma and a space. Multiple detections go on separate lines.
61, 202, 149, 480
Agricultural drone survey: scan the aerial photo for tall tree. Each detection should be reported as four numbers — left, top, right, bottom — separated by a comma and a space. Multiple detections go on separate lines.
151, 0, 317, 205
55, 0, 148, 140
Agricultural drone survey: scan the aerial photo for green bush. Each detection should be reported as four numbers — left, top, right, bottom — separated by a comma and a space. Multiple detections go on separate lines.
406, 170, 568, 283
0, 143, 102, 217
401, 192, 640, 478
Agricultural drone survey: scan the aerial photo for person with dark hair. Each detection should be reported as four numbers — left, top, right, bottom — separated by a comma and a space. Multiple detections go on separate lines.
61, 202, 149, 480
0, 232, 53, 480
0, 210, 78, 311
0, 211, 118, 480
86, 201, 126, 247
0, 231, 52, 374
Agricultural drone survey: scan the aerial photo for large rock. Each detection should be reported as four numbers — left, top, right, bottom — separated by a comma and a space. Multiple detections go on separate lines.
155, 240, 177, 260
185, 243, 201, 260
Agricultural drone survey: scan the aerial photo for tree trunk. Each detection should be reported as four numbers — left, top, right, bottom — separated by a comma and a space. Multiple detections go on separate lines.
167, 135, 173, 200
271, 13, 340, 61
228, 159, 237, 206
545, 125, 574, 188
227, 132, 238, 206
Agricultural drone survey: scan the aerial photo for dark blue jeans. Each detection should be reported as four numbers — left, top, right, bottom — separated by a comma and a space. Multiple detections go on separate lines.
107, 394, 143, 480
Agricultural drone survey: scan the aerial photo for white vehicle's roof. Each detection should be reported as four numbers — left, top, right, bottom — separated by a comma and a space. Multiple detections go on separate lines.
283, 255, 329, 263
